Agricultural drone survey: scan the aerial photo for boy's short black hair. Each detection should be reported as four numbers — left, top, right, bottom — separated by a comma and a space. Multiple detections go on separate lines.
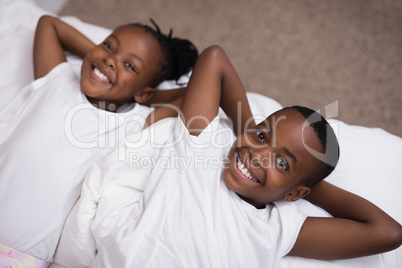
289, 105, 340, 187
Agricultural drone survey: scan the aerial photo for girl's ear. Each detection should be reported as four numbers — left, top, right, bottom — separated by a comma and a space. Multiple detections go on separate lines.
134, 87, 155, 104
283, 186, 311, 202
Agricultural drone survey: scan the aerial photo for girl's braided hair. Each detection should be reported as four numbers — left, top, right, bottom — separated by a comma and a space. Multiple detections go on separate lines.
127, 19, 198, 88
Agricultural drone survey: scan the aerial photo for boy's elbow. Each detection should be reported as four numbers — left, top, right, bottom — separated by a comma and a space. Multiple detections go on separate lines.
36, 15, 57, 28
201, 45, 226, 60
378, 222, 402, 252
204, 45, 224, 53
198, 45, 230, 74
388, 225, 402, 250
37, 15, 52, 24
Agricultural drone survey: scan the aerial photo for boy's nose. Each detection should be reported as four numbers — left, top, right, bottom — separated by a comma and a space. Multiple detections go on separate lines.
103, 57, 116, 70
249, 146, 272, 169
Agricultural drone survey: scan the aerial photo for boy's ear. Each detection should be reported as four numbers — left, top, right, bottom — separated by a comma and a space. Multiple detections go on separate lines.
283, 186, 311, 202
134, 87, 155, 104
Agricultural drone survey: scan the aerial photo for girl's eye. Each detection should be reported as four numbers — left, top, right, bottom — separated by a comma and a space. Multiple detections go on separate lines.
276, 157, 289, 170
103, 42, 113, 51
256, 129, 265, 141
125, 63, 136, 73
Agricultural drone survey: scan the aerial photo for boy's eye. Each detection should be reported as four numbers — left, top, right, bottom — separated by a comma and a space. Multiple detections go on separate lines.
276, 157, 289, 170
256, 129, 265, 141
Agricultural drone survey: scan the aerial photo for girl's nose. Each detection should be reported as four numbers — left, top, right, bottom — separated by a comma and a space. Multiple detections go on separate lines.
103, 57, 116, 70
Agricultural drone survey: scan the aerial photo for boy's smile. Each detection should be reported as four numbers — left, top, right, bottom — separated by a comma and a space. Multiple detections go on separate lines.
235, 150, 261, 184
223, 108, 323, 208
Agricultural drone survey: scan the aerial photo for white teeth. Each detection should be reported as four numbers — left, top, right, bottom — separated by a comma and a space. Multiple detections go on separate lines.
236, 155, 258, 182
93, 67, 109, 82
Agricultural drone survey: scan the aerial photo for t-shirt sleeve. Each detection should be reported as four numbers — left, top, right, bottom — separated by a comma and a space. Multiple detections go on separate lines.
273, 200, 308, 258
31, 62, 76, 91
173, 112, 235, 155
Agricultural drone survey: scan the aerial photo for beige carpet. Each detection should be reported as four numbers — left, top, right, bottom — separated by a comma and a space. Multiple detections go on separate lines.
59, 0, 402, 137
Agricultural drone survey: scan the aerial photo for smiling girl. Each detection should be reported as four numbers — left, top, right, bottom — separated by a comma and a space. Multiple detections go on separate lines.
0, 15, 197, 266
34, 16, 197, 110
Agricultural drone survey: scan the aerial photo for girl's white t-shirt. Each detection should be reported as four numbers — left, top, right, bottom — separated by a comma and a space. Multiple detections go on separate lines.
0, 62, 152, 261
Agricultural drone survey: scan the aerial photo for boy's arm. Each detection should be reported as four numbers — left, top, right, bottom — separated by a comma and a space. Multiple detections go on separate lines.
180, 46, 254, 136
288, 181, 402, 259
144, 46, 255, 135
143, 97, 183, 129
142, 87, 186, 107
33, 15, 95, 79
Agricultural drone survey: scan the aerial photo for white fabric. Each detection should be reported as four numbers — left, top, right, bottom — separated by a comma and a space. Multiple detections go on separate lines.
0, 0, 187, 263
52, 118, 175, 268
0, 62, 152, 262
53, 112, 307, 268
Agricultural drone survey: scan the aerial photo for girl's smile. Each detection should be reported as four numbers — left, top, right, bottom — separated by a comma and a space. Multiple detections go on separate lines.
91, 64, 112, 85
80, 25, 162, 109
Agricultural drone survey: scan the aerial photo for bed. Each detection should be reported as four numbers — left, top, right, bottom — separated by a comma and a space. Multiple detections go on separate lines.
1, 0, 401, 267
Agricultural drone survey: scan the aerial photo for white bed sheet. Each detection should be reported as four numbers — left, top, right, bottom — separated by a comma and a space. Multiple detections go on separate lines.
1, 0, 401, 267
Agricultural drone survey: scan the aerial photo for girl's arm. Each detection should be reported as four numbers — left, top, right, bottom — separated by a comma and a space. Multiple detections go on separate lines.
288, 181, 402, 259
33, 15, 95, 79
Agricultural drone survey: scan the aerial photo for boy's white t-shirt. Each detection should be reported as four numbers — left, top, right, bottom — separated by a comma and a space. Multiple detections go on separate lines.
92, 115, 307, 267
0, 62, 152, 261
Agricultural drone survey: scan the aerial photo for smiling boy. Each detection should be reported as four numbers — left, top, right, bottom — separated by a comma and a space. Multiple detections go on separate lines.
224, 107, 329, 208
86, 45, 402, 266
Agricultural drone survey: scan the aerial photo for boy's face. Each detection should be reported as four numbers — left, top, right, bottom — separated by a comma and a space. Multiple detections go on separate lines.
80, 25, 162, 108
223, 108, 323, 208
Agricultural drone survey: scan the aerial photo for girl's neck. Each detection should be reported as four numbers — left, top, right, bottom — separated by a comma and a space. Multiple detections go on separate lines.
86, 96, 119, 112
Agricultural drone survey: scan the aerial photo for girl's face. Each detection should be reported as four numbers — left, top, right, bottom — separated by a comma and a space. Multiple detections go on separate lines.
223, 109, 323, 208
80, 25, 163, 109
